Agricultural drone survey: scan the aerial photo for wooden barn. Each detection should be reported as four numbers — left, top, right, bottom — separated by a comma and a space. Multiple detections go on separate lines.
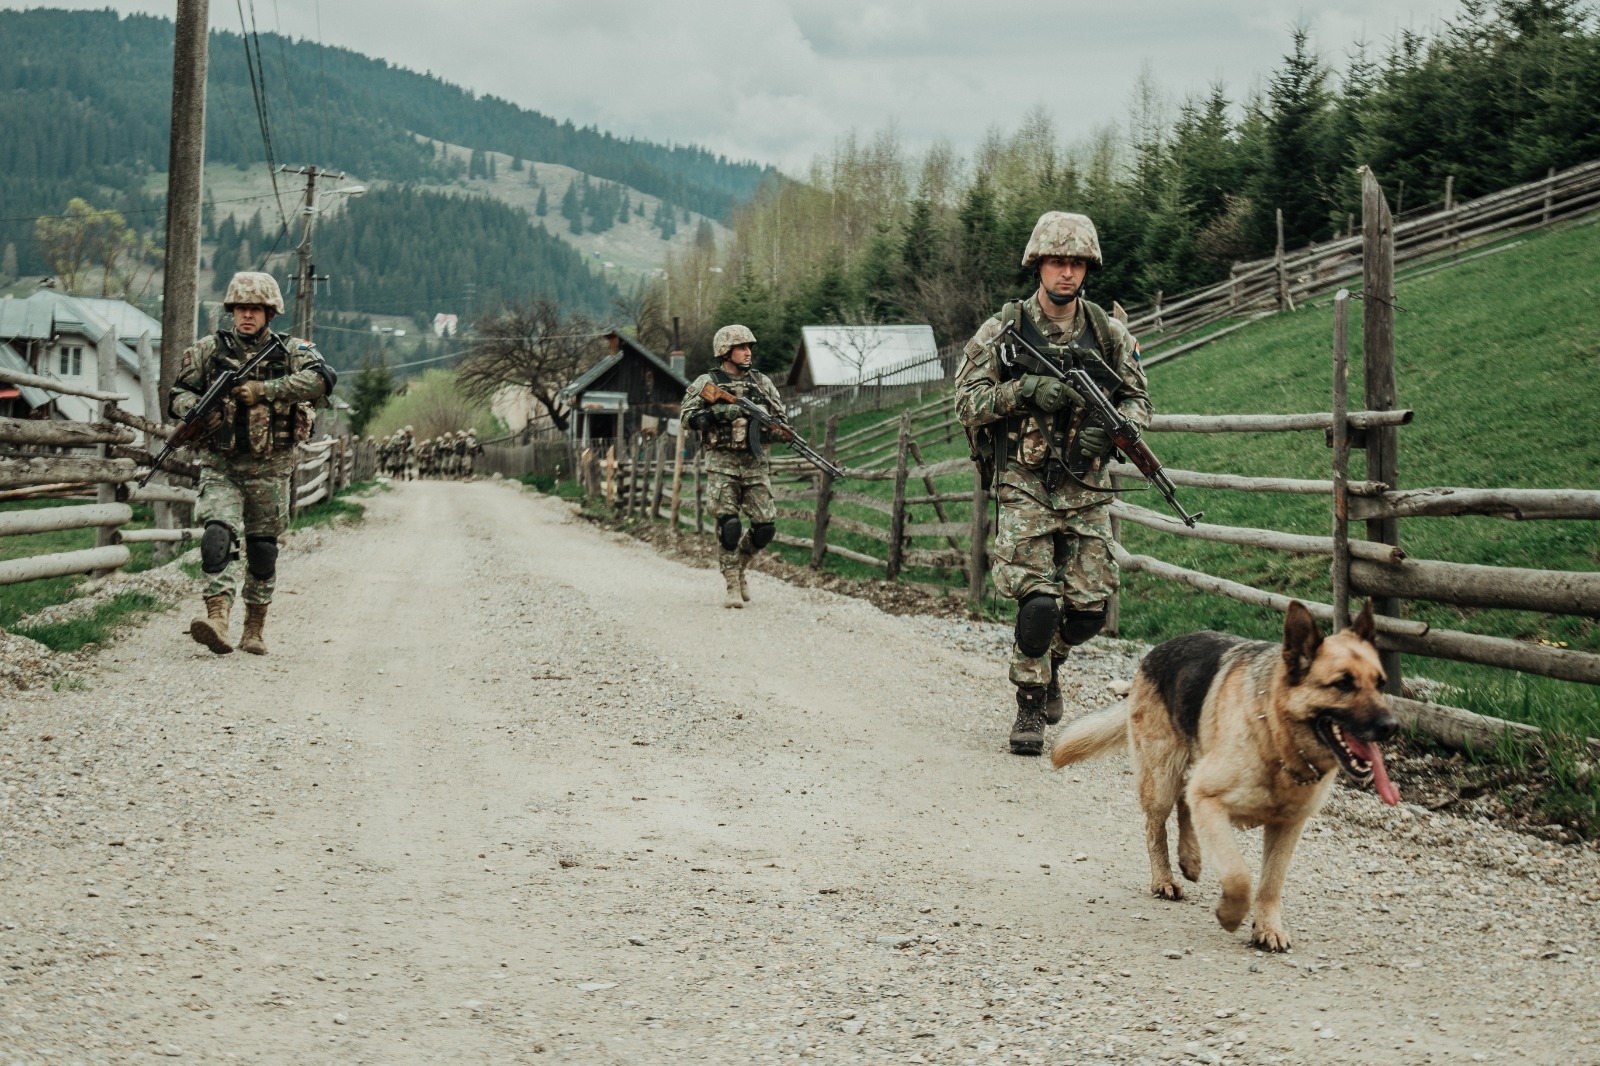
558, 331, 689, 446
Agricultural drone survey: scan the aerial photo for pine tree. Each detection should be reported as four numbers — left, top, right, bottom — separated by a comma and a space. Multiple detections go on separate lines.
535, 187, 548, 216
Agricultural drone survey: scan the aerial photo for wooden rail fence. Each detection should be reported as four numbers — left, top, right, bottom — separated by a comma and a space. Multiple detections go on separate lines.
585, 166, 1598, 753
2, 351, 379, 591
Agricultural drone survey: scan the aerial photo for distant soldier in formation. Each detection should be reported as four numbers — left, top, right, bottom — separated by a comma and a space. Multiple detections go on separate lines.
680, 324, 785, 609
955, 212, 1153, 755
462, 430, 482, 479
171, 271, 335, 657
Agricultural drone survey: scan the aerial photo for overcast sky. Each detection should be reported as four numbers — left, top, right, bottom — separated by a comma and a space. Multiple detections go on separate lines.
14, 1, 1468, 171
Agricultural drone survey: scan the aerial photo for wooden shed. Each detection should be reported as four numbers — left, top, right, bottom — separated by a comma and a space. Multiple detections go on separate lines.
558, 331, 689, 446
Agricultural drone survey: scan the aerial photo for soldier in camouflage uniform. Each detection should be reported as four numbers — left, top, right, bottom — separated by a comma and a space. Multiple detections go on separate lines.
955, 213, 1152, 755
680, 324, 786, 608
462, 429, 481, 479
171, 271, 336, 657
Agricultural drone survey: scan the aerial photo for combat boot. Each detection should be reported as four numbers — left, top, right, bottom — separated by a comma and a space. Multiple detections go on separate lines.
737, 555, 753, 602
1044, 653, 1067, 724
238, 602, 270, 655
722, 571, 744, 609
1010, 686, 1048, 756
188, 595, 233, 654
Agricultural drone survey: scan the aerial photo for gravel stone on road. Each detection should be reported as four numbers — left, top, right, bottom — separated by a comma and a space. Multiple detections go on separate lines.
2, 479, 1597, 1064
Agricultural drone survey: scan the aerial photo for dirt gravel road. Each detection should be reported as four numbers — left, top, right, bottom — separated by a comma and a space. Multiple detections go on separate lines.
3, 480, 1598, 1065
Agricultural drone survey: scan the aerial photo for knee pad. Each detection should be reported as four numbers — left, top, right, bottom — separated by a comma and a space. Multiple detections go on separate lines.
200, 521, 234, 574
245, 535, 279, 581
717, 514, 743, 552
1061, 609, 1107, 646
749, 522, 776, 550
1014, 592, 1059, 660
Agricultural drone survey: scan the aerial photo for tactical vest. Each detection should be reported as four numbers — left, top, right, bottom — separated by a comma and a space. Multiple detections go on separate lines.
203, 331, 311, 457
970, 298, 1125, 489
699, 369, 777, 452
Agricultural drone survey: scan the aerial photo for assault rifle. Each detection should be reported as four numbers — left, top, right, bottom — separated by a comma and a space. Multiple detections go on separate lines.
996, 319, 1202, 528
138, 334, 287, 488
697, 381, 846, 479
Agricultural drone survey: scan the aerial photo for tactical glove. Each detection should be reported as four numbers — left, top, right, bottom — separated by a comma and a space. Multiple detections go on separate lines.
1018, 374, 1080, 413
231, 380, 268, 407
1076, 425, 1112, 456
712, 402, 741, 423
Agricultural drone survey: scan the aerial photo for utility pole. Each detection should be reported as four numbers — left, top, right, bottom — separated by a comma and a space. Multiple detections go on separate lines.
159, 0, 209, 406
279, 166, 363, 343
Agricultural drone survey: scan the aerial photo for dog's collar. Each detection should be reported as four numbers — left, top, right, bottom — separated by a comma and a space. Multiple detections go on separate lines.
1279, 750, 1326, 787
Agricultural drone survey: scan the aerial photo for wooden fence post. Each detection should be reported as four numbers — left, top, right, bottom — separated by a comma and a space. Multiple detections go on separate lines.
692, 450, 704, 534
1107, 472, 1122, 636
1331, 289, 1353, 631
1274, 208, 1295, 313
810, 416, 838, 569
886, 413, 911, 580
1542, 165, 1556, 224
93, 328, 119, 575
968, 467, 988, 613
649, 433, 668, 520
1154, 289, 1164, 331
605, 441, 617, 505
668, 425, 686, 532
1361, 166, 1403, 694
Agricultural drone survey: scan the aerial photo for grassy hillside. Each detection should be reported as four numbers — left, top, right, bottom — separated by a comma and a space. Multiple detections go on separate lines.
766, 217, 1600, 736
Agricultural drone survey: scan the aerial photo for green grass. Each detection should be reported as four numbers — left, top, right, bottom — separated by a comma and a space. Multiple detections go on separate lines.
289, 481, 375, 530
515, 472, 584, 498
760, 218, 1600, 740
13, 590, 166, 652
0, 498, 163, 629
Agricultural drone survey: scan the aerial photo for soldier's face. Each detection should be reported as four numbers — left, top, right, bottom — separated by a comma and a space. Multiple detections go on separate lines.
232, 304, 270, 337
1038, 257, 1089, 302
725, 344, 754, 369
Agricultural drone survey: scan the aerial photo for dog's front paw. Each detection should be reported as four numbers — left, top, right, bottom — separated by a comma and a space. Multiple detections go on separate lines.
1250, 921, 1292, 952
1151, 879, 1185, 901
1215, 884, 1250, 932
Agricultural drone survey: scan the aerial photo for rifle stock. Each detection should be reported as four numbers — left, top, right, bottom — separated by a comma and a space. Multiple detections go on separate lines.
996, 320, 1201, 527
695, 381, 844, 479
139, 334, 286, 487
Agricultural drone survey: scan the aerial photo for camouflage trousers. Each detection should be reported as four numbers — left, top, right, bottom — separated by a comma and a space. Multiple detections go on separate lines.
991, 468, 1117, 687
707, 452, 776, 575
195, 452, 294, 606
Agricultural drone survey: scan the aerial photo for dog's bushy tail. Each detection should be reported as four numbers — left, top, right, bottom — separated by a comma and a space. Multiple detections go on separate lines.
1049, 704, 1129, 768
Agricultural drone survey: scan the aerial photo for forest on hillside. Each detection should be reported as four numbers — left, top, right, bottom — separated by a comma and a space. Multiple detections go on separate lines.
0, 8, 773, 275
661, 0, 1600, 372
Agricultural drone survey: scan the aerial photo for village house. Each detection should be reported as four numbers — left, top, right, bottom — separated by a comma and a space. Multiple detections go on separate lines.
557, 330, 688, 447
784, 323, 943, 393
0, 288, 157, 422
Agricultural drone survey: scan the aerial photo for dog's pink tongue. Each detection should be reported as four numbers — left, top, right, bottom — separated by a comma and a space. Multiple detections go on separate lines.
1345, 734, 1401, 806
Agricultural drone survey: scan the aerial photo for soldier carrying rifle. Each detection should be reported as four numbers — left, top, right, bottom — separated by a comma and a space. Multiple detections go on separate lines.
680, 324, 786, 609
956, 213, 1156, 756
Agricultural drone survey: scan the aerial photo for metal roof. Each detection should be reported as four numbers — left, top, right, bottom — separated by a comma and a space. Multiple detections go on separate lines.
0, 290, 157, 379
790, 324, 942, 387
0, 340, 53, 408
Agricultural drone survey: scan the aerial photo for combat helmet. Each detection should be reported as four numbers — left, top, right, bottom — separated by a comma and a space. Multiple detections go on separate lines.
1021, 212, 1102, 269
222, 271, 286, 315
713, 324, 757, 360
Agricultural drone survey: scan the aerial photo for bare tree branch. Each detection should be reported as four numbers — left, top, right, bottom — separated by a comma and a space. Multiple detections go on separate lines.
455, 299, 604, 434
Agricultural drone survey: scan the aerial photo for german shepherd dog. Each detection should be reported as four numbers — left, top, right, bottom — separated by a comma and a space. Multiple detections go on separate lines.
1051, 600, 1400, 951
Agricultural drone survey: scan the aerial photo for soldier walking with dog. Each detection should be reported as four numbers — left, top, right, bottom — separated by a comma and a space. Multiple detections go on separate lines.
956, 213, 1153, 755
681, 325, 785, 609
171, 271, 336, 656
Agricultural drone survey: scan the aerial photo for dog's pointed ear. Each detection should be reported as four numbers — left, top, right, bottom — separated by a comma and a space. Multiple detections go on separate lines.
1352, 598, 1377, 645
1282, 600, 1322, 685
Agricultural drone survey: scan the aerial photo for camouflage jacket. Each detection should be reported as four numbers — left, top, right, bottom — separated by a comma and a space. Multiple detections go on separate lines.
681, 368, 786, 456
954, 294, 1151, 489
170, 329, 333, 458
